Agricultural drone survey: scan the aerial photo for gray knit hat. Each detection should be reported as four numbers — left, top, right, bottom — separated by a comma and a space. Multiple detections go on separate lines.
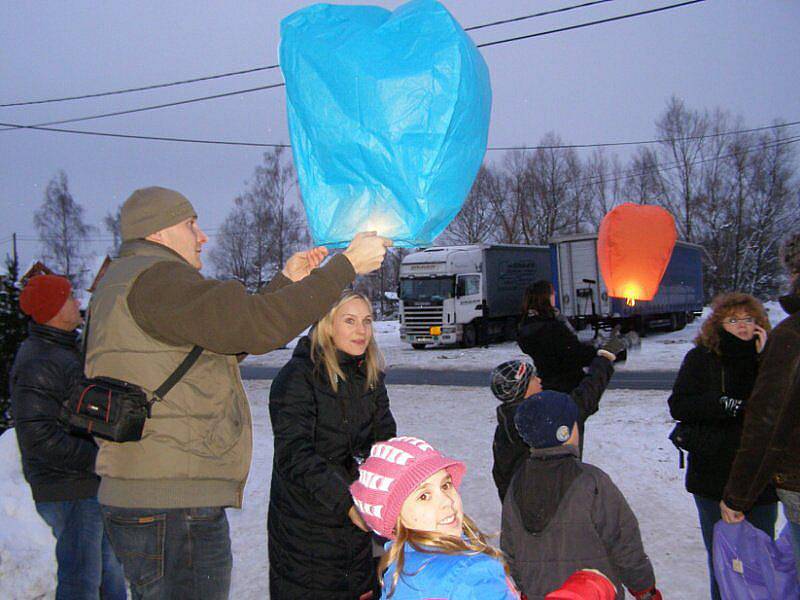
120, 186, 197, 242
781, 232, 800, 275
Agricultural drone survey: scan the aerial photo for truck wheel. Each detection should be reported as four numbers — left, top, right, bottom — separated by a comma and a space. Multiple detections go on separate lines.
461, 325, 477, 348
411, 343, 427, 350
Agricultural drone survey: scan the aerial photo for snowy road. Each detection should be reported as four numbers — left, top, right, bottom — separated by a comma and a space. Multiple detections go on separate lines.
241, 365, 677, 390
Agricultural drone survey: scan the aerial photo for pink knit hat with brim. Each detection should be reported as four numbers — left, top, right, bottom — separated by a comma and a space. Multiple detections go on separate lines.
349, 436, 466, 540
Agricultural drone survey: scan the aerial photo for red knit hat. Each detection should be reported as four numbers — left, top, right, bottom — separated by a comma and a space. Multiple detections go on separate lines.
349, 436, 466, 540
19, 275, 72, 324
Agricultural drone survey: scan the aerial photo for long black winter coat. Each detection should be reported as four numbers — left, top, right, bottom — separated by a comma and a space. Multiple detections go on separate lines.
668, 330, 777, 504
517, 312, 598, 393
268, 336, 396, 599
492, 355, 613, 502
9, 322, 99, 502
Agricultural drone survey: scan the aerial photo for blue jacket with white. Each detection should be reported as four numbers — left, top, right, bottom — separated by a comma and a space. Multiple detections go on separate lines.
381, 542, 518, 599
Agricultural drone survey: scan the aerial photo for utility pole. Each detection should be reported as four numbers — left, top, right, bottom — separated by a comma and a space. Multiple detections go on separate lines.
12, 232, 18, 265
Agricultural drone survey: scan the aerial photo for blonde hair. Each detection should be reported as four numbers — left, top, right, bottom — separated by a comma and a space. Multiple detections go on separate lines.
310, 291, 384, 392
695, 292, 771, 355
379, 516, 510, 598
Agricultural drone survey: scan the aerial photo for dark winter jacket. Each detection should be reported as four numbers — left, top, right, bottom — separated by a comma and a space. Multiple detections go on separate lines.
492, 355, 612, 501
517, 312, 597, 393
500, 445, 655, 600
668, 330, 777, 504
268, 336, 397, 599
724, 293, 800, 512
9, 322, 99, 502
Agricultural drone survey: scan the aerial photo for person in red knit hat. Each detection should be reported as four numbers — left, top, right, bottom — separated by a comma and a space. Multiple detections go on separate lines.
12, 274, 126, 599
19, 274, 74, 325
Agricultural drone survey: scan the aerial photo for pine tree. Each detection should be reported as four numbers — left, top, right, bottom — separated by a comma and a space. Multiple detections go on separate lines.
0, 255, 28, 433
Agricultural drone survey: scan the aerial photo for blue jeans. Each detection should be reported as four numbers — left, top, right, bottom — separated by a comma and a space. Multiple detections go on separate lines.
693, 495, 778, 600
35, 497, 127, 600
101, 505, 232, 600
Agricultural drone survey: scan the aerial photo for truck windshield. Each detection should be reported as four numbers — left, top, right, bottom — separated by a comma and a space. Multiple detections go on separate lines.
399, 277, 455, 302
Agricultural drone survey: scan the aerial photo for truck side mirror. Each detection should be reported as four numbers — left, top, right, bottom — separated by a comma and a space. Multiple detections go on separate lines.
456, 279, 466, 297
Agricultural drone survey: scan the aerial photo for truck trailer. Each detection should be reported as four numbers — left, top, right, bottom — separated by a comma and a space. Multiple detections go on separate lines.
398, 236, 704, 349
398, 244, 551, 349
552, 233, 704, 333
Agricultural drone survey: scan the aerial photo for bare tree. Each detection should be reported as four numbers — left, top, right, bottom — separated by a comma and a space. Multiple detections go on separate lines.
251, 147, 306, 270
654, 96, 709, 241
585, 149, 625, 227
438, 165, 499, 244
209, 196, 259, 289
104, 204, 123, 256
210, 148, 308, 289
33, 171, 96, 289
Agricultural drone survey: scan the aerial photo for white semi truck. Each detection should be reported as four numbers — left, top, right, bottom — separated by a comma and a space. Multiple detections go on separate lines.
398, 237, 704, 349
398, 244, 551, 349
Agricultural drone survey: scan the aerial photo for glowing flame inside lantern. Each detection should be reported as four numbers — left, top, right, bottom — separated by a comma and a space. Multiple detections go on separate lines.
622, 283, 644, 307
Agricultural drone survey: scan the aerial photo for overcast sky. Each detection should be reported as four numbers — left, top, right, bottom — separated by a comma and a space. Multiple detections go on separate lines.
1, 0, 798, 271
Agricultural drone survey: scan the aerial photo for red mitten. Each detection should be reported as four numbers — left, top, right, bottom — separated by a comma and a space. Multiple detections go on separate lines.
631, 586, 662, 600
545, 570, 617, 599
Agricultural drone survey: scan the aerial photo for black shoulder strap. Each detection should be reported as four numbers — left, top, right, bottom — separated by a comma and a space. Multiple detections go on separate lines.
83, 307, 203, 402
153, 345, 203, 400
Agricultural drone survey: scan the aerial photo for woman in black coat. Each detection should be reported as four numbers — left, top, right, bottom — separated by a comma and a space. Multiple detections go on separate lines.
668, 292, 776, 600
268, 291, 397, 599
517, 280, 597, 393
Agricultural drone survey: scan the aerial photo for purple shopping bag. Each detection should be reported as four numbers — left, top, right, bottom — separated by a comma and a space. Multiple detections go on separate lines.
713, 520, 800, 599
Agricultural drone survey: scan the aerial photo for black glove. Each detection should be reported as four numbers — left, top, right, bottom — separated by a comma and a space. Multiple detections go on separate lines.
599, 336, 627, 361
719, 395, 744, 417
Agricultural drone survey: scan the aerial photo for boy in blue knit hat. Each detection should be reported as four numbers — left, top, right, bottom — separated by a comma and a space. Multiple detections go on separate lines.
490, 333, 626, 502
500, 391, 662, 600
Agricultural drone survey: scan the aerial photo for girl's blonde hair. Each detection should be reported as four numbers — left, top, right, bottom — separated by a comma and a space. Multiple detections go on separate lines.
310, 290, 384, 392
379, 515, 510, 598
695, 292, 771, 355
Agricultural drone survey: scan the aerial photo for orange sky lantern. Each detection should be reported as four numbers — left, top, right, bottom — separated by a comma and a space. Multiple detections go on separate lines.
597, 203, 677, 306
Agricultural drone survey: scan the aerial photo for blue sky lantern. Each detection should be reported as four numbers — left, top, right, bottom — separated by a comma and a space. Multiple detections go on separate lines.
280, 0, 492, 247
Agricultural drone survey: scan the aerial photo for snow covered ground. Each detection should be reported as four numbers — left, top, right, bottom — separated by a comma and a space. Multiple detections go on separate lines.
244, 301, 788, 372
3, 380, 788, 599
1, 300, 789, 598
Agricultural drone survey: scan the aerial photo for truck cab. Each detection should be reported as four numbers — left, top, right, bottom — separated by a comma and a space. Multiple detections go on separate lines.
398, 246, 483, 348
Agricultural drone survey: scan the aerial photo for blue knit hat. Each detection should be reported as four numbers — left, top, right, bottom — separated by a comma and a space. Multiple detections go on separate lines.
514, 391, 579, 448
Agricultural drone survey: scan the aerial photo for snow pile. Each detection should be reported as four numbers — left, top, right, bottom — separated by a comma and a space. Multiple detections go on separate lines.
0, 430, 57, 600
2, 381, 727, 598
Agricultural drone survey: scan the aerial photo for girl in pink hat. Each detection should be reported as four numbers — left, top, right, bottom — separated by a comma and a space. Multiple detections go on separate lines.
350, 436, 519, 599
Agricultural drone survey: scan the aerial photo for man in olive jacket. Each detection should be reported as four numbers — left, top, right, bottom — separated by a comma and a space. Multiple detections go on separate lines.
722, 233, 800, 566
87, 186, 390, 599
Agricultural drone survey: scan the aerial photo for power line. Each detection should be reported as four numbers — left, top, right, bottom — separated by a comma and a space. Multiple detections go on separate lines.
0, 1, 706, 132
466, 0, 618, 31
488, 121, 800, 151
1, 119, 796, 152
0, 121, 292, 147
1, 1, 619, 108
476, 0, 706, 48
565, 134, 800, 192
8, 136, 797, 244
0, 82, 286, 131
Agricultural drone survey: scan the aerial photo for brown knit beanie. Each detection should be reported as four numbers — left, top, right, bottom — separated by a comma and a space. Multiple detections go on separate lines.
120, 187, 197, 242
781, 232, 800, 276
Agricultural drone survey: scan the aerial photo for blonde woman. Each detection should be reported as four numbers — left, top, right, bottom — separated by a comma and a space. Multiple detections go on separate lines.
268, 291, 397, 599
668, 292, 775, 600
